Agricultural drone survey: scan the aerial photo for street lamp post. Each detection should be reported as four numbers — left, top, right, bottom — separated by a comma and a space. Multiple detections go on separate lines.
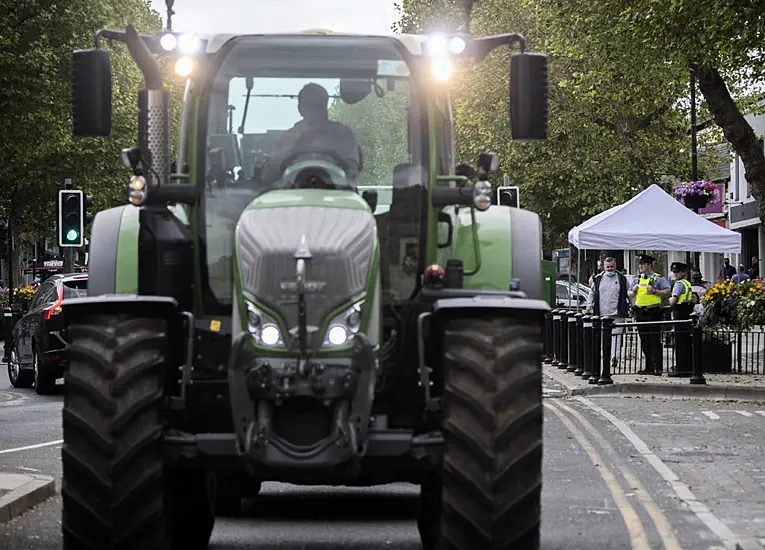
688, 70, 703, 283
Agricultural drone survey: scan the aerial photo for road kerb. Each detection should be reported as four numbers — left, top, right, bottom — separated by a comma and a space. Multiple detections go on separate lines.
568, 382, 765, 402
543, 367, 765, 402
0, 473, 56, 523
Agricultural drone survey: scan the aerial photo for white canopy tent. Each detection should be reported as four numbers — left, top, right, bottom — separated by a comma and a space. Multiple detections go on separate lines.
568, 184, 741, 254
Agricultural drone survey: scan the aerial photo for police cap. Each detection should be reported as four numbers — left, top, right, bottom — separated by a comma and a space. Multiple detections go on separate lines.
671, 262, 688, 272
637, 254, 655, 264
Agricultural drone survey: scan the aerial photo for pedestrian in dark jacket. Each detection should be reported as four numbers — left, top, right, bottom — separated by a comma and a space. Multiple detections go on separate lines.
586, 257, 630, 369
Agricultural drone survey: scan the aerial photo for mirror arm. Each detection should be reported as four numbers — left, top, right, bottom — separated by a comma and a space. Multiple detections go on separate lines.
471, 33, 526, 61
94, 29, 164, 56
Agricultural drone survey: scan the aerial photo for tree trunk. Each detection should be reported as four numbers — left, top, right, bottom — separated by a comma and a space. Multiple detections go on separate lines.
695, 65, 765, 220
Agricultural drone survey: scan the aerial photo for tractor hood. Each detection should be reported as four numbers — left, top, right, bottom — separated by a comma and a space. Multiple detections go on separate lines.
234, 189, 376, 342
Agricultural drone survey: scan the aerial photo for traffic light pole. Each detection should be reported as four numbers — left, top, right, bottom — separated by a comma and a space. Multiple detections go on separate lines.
64, 247, 75, 274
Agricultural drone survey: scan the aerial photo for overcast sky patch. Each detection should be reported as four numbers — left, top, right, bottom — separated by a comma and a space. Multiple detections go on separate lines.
149, 0, 401, 35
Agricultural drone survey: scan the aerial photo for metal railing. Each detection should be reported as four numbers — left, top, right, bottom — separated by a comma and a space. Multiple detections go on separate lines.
542, 309, 765, 379
543, 309, 707, 384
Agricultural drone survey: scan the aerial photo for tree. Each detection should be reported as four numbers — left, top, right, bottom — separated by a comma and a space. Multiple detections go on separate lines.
393, 0, 695, 245
0, 0, 180, 246
529, 0, 765, 219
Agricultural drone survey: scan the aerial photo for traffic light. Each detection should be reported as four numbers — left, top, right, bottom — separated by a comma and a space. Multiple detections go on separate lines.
58, 190, 84, 247
496, 186, 520, 208
84, 194, 94, 227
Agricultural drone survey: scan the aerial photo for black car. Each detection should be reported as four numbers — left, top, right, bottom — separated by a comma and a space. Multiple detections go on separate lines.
7, 273, 88, 394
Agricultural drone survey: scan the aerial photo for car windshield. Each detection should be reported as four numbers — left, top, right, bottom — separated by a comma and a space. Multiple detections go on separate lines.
202, 36, 424, 304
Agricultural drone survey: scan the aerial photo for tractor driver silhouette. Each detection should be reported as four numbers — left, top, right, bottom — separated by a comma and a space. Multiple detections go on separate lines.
260, 83, 361, 185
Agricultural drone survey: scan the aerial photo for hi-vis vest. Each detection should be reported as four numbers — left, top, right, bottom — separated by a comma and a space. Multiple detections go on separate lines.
635, 273, 662, 307
676, 278, 692, 305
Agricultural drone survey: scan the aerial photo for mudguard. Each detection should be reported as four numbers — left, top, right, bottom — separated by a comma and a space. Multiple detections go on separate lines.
60, 295, 179, 325
86, 205, 141, 296
451, 205, 544, 300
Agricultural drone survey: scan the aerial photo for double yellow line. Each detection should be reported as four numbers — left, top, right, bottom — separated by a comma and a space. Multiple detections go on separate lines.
545, 400, 683, 550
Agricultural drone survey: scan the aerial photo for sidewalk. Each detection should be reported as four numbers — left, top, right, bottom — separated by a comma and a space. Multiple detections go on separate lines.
544, 364, 765, 402
0, 473, 55, 523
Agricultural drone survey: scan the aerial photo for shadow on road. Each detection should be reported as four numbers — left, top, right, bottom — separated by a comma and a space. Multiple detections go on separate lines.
239, 491, 420, 521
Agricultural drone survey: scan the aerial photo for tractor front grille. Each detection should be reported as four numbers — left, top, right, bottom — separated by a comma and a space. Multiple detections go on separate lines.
236, 206, 375, 331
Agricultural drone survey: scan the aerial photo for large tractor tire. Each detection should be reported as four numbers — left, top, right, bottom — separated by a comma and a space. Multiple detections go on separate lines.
419, 314, 544, 550
61, 313, 215, 550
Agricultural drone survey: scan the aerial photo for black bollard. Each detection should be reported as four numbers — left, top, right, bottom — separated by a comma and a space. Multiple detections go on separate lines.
690, 314, 707, 385
589, 316, 601, 384
574, 313, 586, 376
551, 309, 561, 366
558, 310, 569, 369
581, 315, 593, 379
599, 317, 614, 385
543, 311, 554, 364
567, 313, 579, 372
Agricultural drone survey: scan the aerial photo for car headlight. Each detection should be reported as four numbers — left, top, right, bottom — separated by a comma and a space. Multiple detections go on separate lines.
246, 302, 284, 347
322, 299, 364, 348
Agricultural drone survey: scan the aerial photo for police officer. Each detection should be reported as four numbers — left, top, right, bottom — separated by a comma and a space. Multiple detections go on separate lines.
627, 254, 671, 375
668, 262, 693, 377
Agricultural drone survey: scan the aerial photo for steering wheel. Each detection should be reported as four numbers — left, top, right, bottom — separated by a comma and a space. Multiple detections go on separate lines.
278, 149, 353, 190
279, 148, 350, 173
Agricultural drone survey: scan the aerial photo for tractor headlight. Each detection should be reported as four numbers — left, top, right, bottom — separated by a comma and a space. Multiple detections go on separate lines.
473, 180, 492, 211
159, 32, 178, 52
246, 302, 284, 347
322, 299, 364, 349
177, 33, 202, 55
174, 56, 195, 77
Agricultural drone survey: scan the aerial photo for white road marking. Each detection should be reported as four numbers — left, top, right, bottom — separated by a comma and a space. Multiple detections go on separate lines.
16, 466, 40, 472
701, 411, 721, 420
734, 411, 754, 418
574, 396, 749, 550
0, 439, 64, 455
0, 390, 28, 405
755, 411, 765, 417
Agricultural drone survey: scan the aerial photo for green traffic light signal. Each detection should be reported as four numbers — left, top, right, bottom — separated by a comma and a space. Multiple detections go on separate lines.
58, 189, 84, 247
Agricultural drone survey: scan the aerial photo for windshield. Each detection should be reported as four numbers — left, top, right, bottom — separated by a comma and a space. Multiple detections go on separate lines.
202, 36, 424, 306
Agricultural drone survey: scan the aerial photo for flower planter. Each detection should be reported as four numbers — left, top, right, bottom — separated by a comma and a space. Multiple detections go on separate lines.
683, 194, 709, 210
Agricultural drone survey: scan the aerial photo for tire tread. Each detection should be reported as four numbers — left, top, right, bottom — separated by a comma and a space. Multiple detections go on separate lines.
441, 315, 543, 550
62, 314, 168, 550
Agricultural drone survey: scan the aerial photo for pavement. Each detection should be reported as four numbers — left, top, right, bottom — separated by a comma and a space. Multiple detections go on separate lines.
544, 363, 765, 402
3, 346, 765, 548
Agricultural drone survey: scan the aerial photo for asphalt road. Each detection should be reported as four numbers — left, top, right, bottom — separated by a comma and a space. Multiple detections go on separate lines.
1, 366, 764, 549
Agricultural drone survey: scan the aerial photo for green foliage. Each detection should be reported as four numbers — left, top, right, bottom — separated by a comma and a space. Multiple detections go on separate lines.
329, 84, 412, 185
0, 0, 183, 244
393, 0, 696, 246
393, 0, 465, 33
526, 0, 765, 219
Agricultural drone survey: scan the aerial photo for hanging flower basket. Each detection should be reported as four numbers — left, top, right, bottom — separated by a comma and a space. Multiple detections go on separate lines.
672, 180, 719, 210
683, 193, 709, 209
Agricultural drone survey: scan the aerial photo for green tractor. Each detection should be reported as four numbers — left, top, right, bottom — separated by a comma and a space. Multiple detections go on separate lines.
62, 17, 550, 550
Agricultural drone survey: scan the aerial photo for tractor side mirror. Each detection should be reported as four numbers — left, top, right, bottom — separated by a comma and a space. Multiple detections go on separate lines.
72, 49, 113, 137
509, 52, 548, 140
437, 211, 453, 248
